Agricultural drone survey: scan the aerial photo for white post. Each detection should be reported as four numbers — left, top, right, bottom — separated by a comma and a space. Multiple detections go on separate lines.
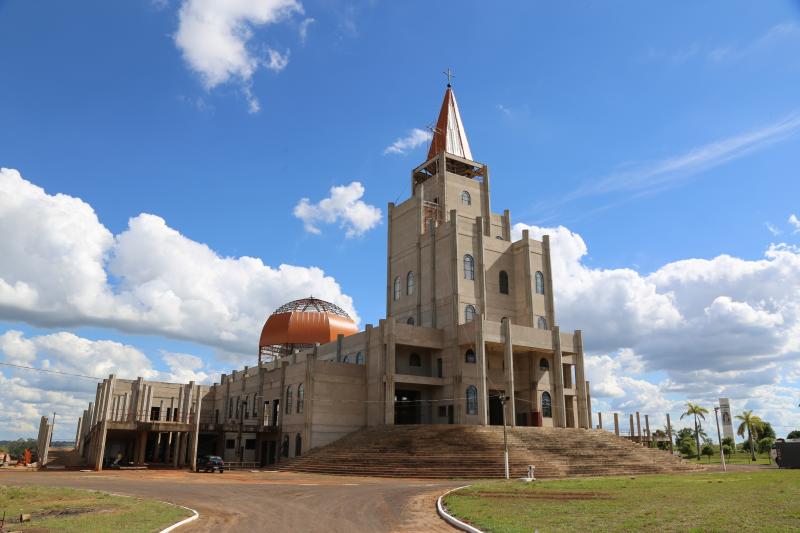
714, 406, 726, 472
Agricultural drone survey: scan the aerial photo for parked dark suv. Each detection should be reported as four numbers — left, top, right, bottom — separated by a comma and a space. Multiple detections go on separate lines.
197, 455, 225, 473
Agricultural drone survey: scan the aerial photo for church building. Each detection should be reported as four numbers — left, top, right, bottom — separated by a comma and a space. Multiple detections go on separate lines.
70, 83, 591, 470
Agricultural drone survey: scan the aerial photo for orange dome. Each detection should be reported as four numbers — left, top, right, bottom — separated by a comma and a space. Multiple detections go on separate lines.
259, 297, 358, 353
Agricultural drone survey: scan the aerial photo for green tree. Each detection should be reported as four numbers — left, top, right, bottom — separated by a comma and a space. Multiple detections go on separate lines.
721, 444, 732, 457
674, 427, 693, 447
721, 436, 735, 453
735, 410, 763, 462
681, 403, 709, 462
757, 422, 776, 440
787, 430, 800, 440
757, 437, 775, 463
701, 443, 714, 462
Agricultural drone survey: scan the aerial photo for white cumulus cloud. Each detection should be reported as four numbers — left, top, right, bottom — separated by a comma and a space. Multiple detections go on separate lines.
0, 168, 358, 356
293, 181, 382, 237
174, 0, 303, 112
383, 128, 432, 155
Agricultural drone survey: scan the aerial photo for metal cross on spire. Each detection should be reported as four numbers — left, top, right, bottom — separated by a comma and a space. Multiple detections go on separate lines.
443, 67, 454, 87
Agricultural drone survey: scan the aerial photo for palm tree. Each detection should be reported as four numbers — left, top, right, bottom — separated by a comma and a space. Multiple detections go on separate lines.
680, 402, 709, 461
735, 410, 763, 462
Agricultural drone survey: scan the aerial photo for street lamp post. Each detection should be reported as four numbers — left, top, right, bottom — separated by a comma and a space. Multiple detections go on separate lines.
713, 406, 726, 472
500, 395, 510, 479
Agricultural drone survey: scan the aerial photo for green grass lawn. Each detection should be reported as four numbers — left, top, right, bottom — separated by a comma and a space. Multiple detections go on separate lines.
0, 485, 191, 532
444, 470, 800, 533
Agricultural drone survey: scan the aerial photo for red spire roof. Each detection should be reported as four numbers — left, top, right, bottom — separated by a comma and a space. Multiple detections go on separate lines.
427, 85, 473, 161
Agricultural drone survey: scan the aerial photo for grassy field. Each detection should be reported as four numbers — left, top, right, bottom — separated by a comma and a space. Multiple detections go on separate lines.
444, 470, 800, 533
0, 485, 191, 532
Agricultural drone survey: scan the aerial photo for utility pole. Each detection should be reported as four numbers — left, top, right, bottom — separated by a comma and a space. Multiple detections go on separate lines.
501, 395, 510, 479
714, 406, 726, 472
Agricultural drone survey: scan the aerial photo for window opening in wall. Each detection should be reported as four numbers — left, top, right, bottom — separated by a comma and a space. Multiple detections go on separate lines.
356, 351, 364, 365
406, 316, 415, 325
409, 353, 421, 367
437, 358, 443, 378
406, 271, 414, 295
464, 304, 476, 323
463, 254, 475, 280
245, 439, 256, 450
295, 434, 302, 457
226, 439, 235, 449
537, 316, 548, 330
542, 392, 552, 418
466, 385, 478, 415
539, 358, 550, 371
343, 354, 350, 363
150, 407, 160, 421
282, 435, 289, 457
461, 190, 471, 205
393, 276, 401, 300
297, 383, 304, 414
535, 271, 545, 294
499, 270, 509, 294
465, 349, 476, 363
438, 405, 448, 417
285, 386, 293, 414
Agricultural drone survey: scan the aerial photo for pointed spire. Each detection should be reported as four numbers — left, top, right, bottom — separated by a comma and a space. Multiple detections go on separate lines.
427, 85, 473, 161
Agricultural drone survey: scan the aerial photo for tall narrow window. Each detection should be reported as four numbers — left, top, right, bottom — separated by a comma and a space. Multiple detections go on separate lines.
465, 349, 476, 363
499, 270, 509, 294
285, 385, 293, 414
537, 316, 548, 330
461, 191, 471, 205
464, 304, 476, 323
393, 276, 401, 300
295, 433, 302, 457
535, 271, 545, 294
297, 383, 304, 414
463, 254, 475, 280
466, 385, 478, 415
406, 271, 415, 295
542, 392, 552, 418
282, 434, 289, 457
539, 358, 550, 371
356, 351, 364, 365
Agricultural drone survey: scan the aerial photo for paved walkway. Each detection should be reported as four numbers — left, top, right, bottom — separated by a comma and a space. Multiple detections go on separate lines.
0, 469, 458, 532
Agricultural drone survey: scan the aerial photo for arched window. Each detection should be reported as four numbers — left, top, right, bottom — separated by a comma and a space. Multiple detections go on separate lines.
535, 271, 545, 294
464, 304, 476, 323
541, 392, 552, 418
465, 349, 476, 364
409, 353, 421, 367
537, 316, 548, 330
343, 354, 350, 363
297, 383, 304, 414
285, 385, 293, 414
463, 254, 475, 280
282, 434, 289, 457
355, 351, 364, 365
499, 270, 509, 294
539, 358, 550, 371
295, 433, 302, 457
406, 271, 415, 295
466, 385, 478, 415
461, 191, 471, 205
393, 276, 401, 300
406, 316, 415, 326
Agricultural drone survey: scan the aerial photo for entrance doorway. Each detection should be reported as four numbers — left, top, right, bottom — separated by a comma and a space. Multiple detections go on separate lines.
394, 389, 421, 424
489, 390, 505, 426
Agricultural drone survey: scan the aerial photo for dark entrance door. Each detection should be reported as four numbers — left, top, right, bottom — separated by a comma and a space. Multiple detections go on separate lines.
394, 389, 421, 424
447, 405, 454, 424
489, 391, 504, 426
267, 440, 277, 465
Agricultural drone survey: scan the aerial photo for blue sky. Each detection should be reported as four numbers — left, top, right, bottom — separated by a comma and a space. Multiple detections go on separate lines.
1, 0, 800, 440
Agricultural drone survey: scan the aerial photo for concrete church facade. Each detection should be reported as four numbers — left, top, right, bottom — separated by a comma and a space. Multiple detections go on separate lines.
70, 84, 592, 471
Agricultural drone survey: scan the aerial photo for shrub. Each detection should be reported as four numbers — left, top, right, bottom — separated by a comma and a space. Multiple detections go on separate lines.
701, 444, 715, 462
756, 437, 774, 455
787, 430, 800, 440
721, 444, 732, 456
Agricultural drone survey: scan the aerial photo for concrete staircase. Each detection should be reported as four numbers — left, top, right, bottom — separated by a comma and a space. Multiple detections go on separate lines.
44, 447, 86, 469
277, 425, 705, 479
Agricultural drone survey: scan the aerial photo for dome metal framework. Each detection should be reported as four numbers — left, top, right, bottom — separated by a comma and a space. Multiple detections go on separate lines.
258, 296, 358, 364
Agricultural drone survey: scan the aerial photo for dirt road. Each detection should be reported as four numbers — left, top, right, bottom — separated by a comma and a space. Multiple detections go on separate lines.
0, 469, 459, 532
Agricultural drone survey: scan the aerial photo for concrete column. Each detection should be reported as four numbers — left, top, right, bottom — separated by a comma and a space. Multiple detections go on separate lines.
645, 415, 651, 447
551, 326, 566, 428
542, 235, 557, 330
136, 430, 148, 465
90, 384, 101, 427
94, 420, 108, 471
636, 412, 642, 444
476, 216, 488, 320
385, 202, 394, 318
502, 209, 511, 241
177, 433, 188, 467
585, 380, 592, 429
666, 413, 674, 454
449, 208, 460, 328
383, 320, 396, 425
172, 430, 180, 468
598, 412, 603, 430
574, 331, 588, 429
476, 318, 488, 425
502, 318, 516, 426
189, 392, 202, 471
74, 416, 83, 449
521, 230, 535, 327
614, 413, 620, 435
480, 164, 492, 236
629, 414, 635, 440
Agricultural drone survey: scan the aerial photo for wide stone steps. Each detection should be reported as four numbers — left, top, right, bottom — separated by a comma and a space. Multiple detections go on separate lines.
277, 425, 704, 478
